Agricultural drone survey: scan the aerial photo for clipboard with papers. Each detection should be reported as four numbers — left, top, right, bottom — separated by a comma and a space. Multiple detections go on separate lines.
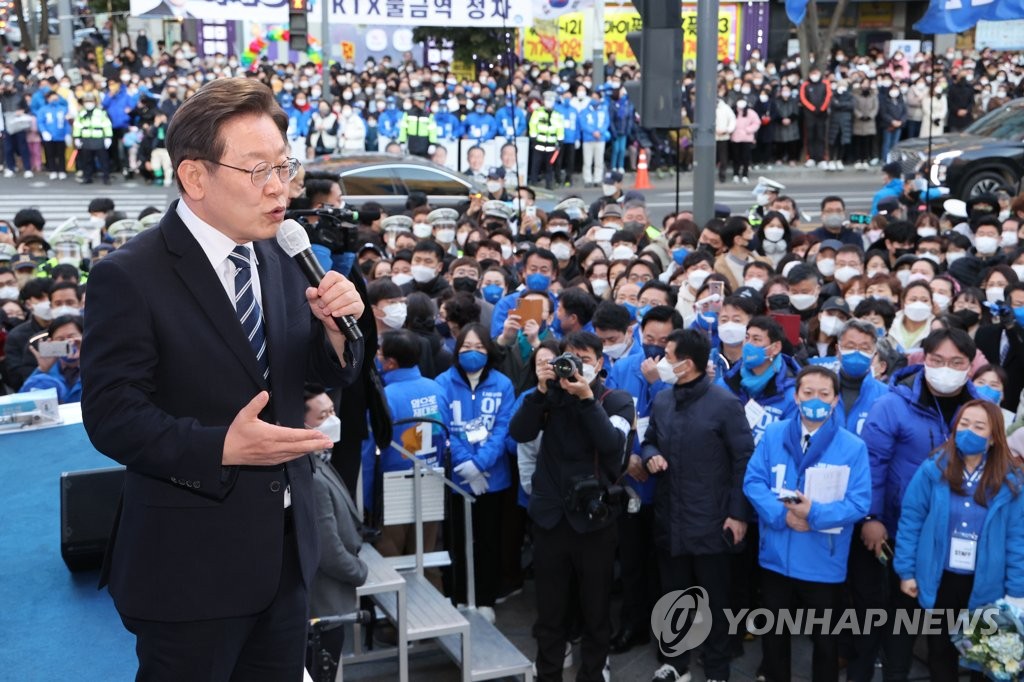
803, 464, 851, 535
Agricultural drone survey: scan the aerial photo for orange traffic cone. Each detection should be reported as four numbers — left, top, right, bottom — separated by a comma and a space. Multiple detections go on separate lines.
634, 147, 653, 190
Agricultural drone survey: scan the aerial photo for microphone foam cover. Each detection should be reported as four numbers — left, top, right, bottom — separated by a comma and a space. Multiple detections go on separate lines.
275, 219, 311, 257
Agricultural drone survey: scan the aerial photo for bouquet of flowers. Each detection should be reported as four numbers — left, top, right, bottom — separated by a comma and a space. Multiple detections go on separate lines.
953, 599, 1024, 680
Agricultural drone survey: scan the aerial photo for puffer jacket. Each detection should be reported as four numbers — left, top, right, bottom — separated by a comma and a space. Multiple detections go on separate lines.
719, 353, 802, 445
878, 93, 908, 130
828, 90, 854, 145
715, 99, 737, 141
730, 108, 761, 143
772, 95, 801, 143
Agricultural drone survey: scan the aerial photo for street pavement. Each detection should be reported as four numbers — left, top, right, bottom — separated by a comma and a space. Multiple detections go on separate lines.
0, 164, 887, 228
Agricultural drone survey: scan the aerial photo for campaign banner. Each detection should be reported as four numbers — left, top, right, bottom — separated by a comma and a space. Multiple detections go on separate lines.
914, 0, 1024, 34
132, 0, 533, 27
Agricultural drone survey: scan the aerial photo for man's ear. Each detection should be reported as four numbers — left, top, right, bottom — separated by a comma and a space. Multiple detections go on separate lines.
176, 159, 207, 200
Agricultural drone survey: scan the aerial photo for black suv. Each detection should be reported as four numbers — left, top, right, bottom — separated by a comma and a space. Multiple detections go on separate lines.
888, 98, 1024, 198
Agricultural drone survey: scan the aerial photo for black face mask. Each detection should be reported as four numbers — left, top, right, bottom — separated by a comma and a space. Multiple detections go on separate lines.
452, 276, 478, 294
894, 248, 915, 259
767, 294, 791, 311
953, 308, 980, 328
3, 315, 24, 331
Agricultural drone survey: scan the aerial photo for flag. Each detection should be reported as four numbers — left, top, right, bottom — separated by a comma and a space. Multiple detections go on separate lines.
785, 0, 809, 25
532, 0, 594, 19
914, 0, 1024, 34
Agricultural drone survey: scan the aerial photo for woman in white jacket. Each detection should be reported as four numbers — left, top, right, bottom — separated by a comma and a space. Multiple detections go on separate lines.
338, 105, 366, 153
307, 102, 339, 158
715, 89, 737, 183
920, 86, 948, 139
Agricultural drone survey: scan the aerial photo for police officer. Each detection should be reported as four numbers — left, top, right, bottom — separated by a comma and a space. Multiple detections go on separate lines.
528, 91, 565, 190
398, 91, 438, 158
73, 92, 113, 185
748, 176, 785, 229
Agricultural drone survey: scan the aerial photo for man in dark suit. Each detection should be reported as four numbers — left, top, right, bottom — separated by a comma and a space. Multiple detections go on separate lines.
976, 282, 1024, 413
81, 78, 365, 681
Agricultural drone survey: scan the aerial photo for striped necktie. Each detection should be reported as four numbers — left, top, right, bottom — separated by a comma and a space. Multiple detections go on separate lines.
229, 245, 270, 384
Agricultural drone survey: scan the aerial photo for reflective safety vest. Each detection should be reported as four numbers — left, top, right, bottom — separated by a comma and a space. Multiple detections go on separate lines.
398, 112, 438, 156
528, 108, 564, 151
72, 108, 112, 140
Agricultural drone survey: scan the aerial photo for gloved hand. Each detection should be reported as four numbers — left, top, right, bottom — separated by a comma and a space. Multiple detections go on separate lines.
41, 132, 52, 142
574, 140, 581, 150
103, 138, 111, 149
74, 139, 83, 149
453, 460, 489, 495
1004, 595, 1024, 611
64, 135, 72, 146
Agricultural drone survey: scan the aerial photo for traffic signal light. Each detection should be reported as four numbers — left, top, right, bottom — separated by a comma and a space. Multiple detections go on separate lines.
289, 0, 308, 52
624, 0, 683, 129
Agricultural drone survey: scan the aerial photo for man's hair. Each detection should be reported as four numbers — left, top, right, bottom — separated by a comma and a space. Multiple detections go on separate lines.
641, 305, 683, 330
719, 216, 751, 250
13, 208, 44, 229
854, 297, 897, 329
883, 220, 915, 244
380, 329, 421, 369
412, 239, 445, 262
592, 300, 632, 333
166, 78, 287, 192
304, 171, 341, 205
747, 315, 785, 345
921, 327, 977, 360
561, 331, 603, 360
367, 278, 403, 305
785, 263, 820, 287
820, 195, 846, 211
558, 287, 598, 327
18, 278, 52, 302
442, 292, 482, 328
50, 263, 81, 282
836, 244, 865, 261
666, 328, 710, 371
48, 315, 83, 336
49, 281, 81, 301
639, 280, 677, 307
722, 293, 761, 317
838, 318, 879, 346
796, 365, 839, 394
682, 250, 715, 270
448, 257, 481, 277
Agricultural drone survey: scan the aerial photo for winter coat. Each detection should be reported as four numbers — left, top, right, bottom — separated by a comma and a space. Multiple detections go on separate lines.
609, 96, 635, 139
860, 365, 982, 535
730, 108, 761, 143
641, 374, 755, 556
307, 111, 339, 154
376, 366, 451, 474
828, 91, 854, 145
37, 99, 70, 142
852, 90, 879, 137
836, 373, 890, 436
905, 84, 927, 123
772, 95, 801, 143
580, 103, 611, 142
947, 81, 977, 130
338, 113, 365, 152
895, 456, 1024, 609
743, 415, 871, 583
715, 99, 737, 141
800, 80, 832, 115
102, 87, 135, 129
878, 94, 908, 130
496, 105, 527, 138
718, 353, 802, 445
754, 96, 774, 145
436, 364, 516, 494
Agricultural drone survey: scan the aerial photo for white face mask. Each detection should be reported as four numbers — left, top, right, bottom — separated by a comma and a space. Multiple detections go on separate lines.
603, 339, 629, 360
591, 278, 610, 297
790, 293, 818, 311
316, 414, 342, 443
845, 294, 865, 310
51, 305, 80, 318
743, 278, 765, 291
611, 245, 635, 261
500, 244, 513, 260
435, 228, 456, 244
655, 357, 684, 384
486, 180, 503, 194
32, 300, 52, 321
550, 243, 571, 261
391, 272, 413, 287
819, 314, 844, 337
903, 300, 933, 322
976, 235, 999, 255
687, 269, 710, 291
986, 286, 1005, 303
380, 302, 408, 329
718, 321, 746, 345
867, 269, 888, 279
755, 192, 772, 207
1013, 264, 1024, 281
816, 258, 836, 277
1002, 232, 1019, 248
945, 251, 966, 265
896, 270, 912, 287
410, 264, 437, 283
601, 184, 617, 197
933, 293, 951, 312
925, 365, 968, 395
0, 285, 19, 300
834, 266, 861, 284
866, 229, 884, 244
763, 226, 785, 242
581, 363, 598, 384
412, 223, 433, 239
917, 227, 938, 238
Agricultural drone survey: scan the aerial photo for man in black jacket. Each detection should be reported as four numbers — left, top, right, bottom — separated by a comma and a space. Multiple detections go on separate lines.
947, 74, 977, 132
643, 329, 755, 682
510, 331, 635, 682
976, 282, 1024, 413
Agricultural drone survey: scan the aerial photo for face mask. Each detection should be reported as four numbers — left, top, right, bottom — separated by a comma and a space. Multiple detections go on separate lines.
481, 283, 504, 304
51, 305, 80, 318
975, 383, 1003, 405
316, 414, 342, 443
452, 276, 478, 294
955, 428, 989, 456
866, 229, 884, 244
611, 245, 635, 261
656, 357, 683, 384
391, 272, 413, 287
32, 300, 52, 321
822, 214, 845, 230
412, 223, 433, 239
1003, 232, 1021, 249
642, 343, 665, 360
525, 273, 551, 291
976, 236, 999, 255
581, 363, 598, 384
500, 244, 513, 260
672, 248, 689, 266
790, 293, 817, 311
411, 264, 437, 283
763, 226, 785, 243
918, 227, 938, 238
601, 184, 617, 196
458, 349, 488, 373
767, 294, 790, 311
925, 365, 968, 394
483, 179, 505, 194
820, 314, 844, 337
744, 278, 765, 291
687, 270, 710, 291
986, 287, 1005, 303
834, 266, 861, 285
919, 252, 941, 265
840, 349, 873, 377
550, 243, 571, 261
436, 228, 456, 244
380, 302, 407, 329
742, 342, 769, 367
817, 258, 836, 278
84, 103, 95, 111
1012, 264, 1024, 281
603, 340, 629, 360
946, 251, 966, 265
590, 279, 609, 297
799, 398, 832, 423
0, 285, 19, 300
932, 293, 951, 312
718, 321, 746, 345
895, 270, 912, 287
903, 300, 933, 322
846, 294, 866, 311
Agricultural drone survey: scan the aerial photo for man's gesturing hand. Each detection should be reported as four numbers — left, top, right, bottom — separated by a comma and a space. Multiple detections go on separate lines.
223, 391, 333, 466
306, 271, 364, 335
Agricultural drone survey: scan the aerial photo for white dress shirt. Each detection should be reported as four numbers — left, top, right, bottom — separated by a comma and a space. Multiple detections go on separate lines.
177, 199, 262, 307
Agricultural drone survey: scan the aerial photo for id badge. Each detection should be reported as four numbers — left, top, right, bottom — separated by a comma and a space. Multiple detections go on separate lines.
465, 416, 488, 445
949, 533, 978, 572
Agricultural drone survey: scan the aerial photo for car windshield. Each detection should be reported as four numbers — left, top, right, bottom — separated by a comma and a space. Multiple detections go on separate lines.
964, 102, 1024, 140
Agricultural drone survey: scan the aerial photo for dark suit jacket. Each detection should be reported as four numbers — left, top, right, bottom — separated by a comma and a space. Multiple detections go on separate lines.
309, 457, 367, 618
976, 322, 1024, 413
81, 201, 363, 622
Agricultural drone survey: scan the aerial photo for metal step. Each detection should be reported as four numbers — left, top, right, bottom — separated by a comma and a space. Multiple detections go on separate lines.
383, 550, 452, 572
437, 608, 534, 682
374, 572, 469, 642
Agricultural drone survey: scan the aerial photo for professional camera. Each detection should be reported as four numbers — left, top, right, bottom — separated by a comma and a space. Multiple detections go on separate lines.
284, 204, 381, 255
549, 352, 583, 381
566, 476, 627, 523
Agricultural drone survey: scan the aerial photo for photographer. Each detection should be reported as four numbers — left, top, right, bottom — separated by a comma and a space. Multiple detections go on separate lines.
509, 331, 635, 682
20, 314, 83, 404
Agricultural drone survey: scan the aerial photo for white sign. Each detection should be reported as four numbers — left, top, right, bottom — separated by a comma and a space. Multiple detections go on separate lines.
976, 19, 1024, 50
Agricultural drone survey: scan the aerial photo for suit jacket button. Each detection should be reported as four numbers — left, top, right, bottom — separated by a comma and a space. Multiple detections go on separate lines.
171, 477, 178, 484
270, 481, 282, 493
193, 481, 200, 489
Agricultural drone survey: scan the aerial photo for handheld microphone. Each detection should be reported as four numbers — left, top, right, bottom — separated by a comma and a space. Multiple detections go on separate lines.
276, 219, 363, 343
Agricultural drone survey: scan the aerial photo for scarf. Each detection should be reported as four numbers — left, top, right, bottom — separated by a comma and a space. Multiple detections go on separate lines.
740, 354, 781, 396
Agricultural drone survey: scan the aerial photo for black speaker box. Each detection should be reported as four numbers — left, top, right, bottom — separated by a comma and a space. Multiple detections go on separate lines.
60, 466, 124, 572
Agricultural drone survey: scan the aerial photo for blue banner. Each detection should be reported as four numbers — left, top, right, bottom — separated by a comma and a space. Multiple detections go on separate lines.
785, 0, 808, 25
914, 0, 1024, 34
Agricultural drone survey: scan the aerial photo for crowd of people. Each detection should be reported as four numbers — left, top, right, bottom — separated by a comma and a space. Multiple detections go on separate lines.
1, 36, 1023, 186
4, 37, 1024, 682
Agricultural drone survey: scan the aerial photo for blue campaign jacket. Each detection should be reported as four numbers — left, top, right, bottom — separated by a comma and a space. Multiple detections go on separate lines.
284, 106, 311, 140
436, 365, 516, 494
378, 366, 451, 473
861, 364, 981, 535
606, 352, 670, 504
719, 354, 802, 444
434, 111, 462, 140
555, 101, 581, 144
580, 103, 611, 142
895, 456, 1024, 609
37, 100, 70, 141
495, 106, 527, 138
378, 108, 404, 139
743, 416, 871, 583
102, 87, 136, 129
19, 362, 82, 404
871, 177, 904, 215
836, 373, 890, 436
461, 112, 498, 143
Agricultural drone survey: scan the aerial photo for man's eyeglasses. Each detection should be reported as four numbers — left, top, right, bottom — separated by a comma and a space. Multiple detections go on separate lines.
924, 355, 970, 371
210, 158, 301, 187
